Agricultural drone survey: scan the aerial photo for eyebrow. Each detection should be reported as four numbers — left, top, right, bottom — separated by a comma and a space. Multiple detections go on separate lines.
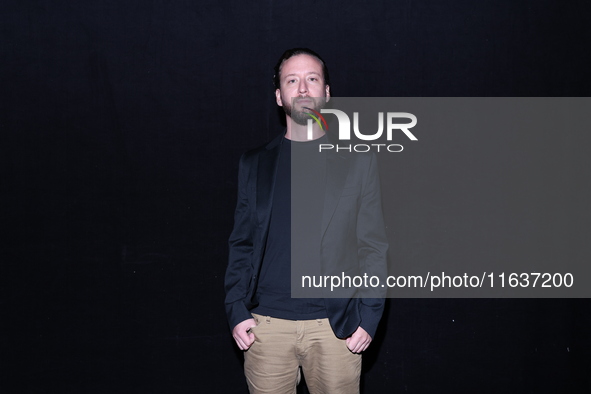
283, 71, 322, 79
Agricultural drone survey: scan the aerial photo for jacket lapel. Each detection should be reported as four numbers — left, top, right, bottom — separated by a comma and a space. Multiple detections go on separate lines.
321, 151, 350, 239
256, 135, 283, 227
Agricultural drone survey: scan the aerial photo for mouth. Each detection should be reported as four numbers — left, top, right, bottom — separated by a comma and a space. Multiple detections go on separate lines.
295, 99, 313, 111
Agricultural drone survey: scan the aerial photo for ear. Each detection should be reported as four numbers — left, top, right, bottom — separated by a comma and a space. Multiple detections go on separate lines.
325, 85, 330, 101
275, 89, 283, 106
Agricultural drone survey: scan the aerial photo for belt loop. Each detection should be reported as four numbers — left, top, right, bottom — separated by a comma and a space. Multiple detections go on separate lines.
266, 316, 271, 324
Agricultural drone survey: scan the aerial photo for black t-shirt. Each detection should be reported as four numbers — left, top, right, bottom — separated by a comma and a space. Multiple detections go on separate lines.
252, 135, 328, 320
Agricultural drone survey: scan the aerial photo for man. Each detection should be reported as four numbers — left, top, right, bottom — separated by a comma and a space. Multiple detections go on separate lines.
225, 48, 388, 393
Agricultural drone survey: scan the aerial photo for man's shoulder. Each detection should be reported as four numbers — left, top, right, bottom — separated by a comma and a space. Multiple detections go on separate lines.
331, 149, 377, 168
241, 132, 284, 160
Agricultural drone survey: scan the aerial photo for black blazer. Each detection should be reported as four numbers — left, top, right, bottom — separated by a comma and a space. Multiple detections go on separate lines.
224, 133, 388, 339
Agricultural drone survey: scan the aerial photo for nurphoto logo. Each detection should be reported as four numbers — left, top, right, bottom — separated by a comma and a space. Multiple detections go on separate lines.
306, 106, 418, 153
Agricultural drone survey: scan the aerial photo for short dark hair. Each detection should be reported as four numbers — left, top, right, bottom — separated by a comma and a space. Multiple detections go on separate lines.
273, 48, 330, 89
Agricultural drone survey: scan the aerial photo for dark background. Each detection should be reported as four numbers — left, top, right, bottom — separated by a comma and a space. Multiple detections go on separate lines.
2, 0, 590, 393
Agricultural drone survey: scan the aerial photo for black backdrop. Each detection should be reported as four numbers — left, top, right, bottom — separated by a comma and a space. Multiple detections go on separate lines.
2, 1, 590, 393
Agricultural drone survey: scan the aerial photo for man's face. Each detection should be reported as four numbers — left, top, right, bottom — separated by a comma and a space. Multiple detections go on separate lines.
275, 54, 330, 125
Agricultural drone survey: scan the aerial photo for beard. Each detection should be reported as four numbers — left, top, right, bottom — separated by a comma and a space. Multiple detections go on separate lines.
283, 96, 327, 126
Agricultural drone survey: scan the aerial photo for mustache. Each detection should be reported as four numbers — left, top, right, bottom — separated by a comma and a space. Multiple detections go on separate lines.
292, 97, 326, 106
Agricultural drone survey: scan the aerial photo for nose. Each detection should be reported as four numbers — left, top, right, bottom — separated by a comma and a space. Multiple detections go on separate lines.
298, 80, 308, 95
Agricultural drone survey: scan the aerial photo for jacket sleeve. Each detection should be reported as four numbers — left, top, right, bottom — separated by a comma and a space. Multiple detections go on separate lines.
224, 153, 256, 330
356, 153, 388, 339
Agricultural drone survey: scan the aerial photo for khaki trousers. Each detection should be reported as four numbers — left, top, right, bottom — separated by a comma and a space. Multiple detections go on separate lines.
244, 314, 362, 394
